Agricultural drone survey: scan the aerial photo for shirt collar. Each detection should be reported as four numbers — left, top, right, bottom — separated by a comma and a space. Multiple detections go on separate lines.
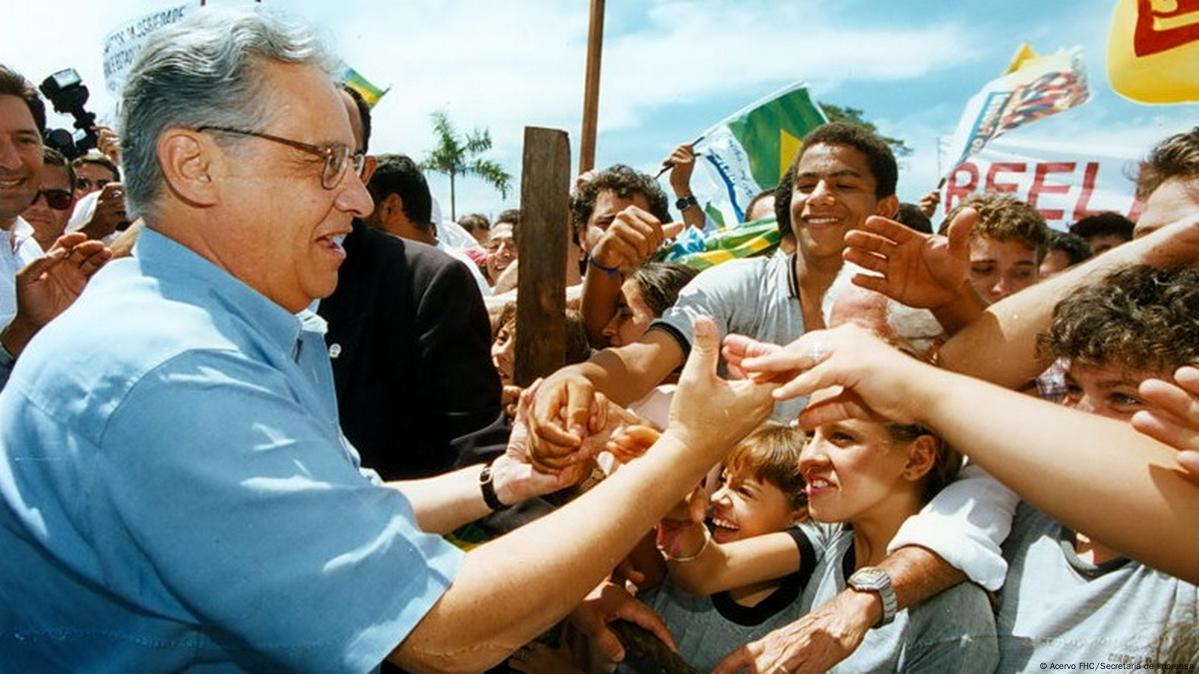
136, 227, 304, 356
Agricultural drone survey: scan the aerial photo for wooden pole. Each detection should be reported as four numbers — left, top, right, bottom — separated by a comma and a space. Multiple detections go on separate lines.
578, 0, 605, 174
514, 127, 571, 387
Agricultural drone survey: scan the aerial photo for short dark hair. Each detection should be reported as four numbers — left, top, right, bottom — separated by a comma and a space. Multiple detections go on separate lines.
1136, 127, 1199, 200
1046, 231, 1092, 266
772, 122, 898, 239
43, 146, 75, 188
629, 262, 699, 317
458, 213, 490, 234
72, 153, 121, 183
0, 64, 46, 133
944, 192, 1051, 263
570, 164, 670, 231
896, 202, 933, 234
1069, 211, 1134, 243
368, 154, 432, 229
341, 85, 372, 153
744, 189, 775, 221
1040, 265, 1199, 373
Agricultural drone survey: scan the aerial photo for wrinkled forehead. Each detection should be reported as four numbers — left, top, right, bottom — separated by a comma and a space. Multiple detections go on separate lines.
0, 94, 38, 134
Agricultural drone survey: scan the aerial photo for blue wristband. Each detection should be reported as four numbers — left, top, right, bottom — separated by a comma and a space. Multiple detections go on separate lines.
588, 255, 621, 276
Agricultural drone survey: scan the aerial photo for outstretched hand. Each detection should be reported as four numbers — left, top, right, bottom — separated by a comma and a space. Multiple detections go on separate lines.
666, 316, 778, 457
843, 207, 976, 310
570, 580, 676, 663
492, 381, 592, 504
734, 324, 934, 430
2, 232, 111, 356
1134, 366, 1199, 484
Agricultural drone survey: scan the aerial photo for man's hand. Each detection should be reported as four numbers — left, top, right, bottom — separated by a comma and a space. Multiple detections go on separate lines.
1, 233, 111, 356
843, 207, 976, 310
95, 125, 122, 166
80, 182, 130, 241
665, 144, 697, 197
569, 580, 675, 663
492, 382, 591, 504
589, 205, 684, 272
527, 370, 603, 469
917, 188, 941, 218
666, 316, 778, 457
1134, 365, 1199, 483
736, 324, 933, 430
712, 588, 878, 674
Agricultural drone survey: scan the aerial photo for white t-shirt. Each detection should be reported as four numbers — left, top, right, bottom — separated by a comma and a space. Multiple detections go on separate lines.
1, 217, 44, 331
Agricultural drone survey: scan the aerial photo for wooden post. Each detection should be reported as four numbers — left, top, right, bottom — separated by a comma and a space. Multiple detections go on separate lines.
514, 127, 571, 387
578, 0, 605, 174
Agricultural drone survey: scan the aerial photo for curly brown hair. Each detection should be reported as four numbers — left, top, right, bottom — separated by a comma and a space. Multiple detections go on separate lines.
1039, 265, 1199, 372
1136, 127, 1199, 200
944, 191, 1051, 263
724, 422, 808, 512
570, 164, 671, 231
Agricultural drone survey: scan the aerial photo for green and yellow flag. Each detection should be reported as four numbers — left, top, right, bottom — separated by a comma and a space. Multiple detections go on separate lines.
693, 83, 827, 223
339, 65, 389, 107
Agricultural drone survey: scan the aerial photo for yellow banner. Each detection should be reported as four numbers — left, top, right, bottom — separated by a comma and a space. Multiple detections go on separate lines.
1107, 0, 1199, 103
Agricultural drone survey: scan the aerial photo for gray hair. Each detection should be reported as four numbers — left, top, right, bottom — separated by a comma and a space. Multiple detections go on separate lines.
118, 8, 336, 221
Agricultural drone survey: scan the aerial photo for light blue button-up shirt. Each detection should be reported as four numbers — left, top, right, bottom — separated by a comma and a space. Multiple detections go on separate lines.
0, 228, 462, 673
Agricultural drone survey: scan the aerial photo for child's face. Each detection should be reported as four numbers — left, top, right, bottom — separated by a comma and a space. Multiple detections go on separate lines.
1063, 361, 1169, 422
710, 468, 799, 544
968, 236, 1040, 304
799, 420, 913, 524
491, 320, 516, 385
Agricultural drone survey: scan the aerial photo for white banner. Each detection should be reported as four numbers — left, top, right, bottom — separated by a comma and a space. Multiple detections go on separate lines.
103, 3, 195, 95
939, 135, 1143, 230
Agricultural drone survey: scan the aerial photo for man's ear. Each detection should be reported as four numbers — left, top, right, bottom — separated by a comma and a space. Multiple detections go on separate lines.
157, 129, 220, 207
378, 192, 403, 224
902, 434, 938, 483
876, 194, 900, 219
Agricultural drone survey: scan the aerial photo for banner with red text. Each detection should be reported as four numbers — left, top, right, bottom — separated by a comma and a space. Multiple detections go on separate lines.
939, 135, 1143, 230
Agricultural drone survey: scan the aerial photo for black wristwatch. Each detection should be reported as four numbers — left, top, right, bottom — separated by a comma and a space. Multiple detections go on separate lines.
478, 462, 506, 511
847, 566, 897, 626
675, 195, 699, 211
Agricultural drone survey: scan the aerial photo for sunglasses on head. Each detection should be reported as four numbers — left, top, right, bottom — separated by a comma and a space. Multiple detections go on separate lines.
36, 189, 74, 210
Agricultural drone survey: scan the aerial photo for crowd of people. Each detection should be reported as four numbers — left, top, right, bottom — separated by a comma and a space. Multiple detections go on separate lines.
2, 7, 1199, 674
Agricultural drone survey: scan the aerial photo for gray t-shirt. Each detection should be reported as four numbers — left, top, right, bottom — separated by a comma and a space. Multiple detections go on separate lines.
802, 525, 999, 673
651, 253, 807, 422
997, 503, 1199, 673
619, 527, 816, 673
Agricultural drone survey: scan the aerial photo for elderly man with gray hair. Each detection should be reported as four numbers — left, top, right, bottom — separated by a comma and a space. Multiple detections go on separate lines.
0, 8, 777, 673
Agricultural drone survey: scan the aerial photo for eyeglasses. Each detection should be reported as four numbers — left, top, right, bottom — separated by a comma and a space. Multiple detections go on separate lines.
35, 189, 74, 210
196, 125, 366, 190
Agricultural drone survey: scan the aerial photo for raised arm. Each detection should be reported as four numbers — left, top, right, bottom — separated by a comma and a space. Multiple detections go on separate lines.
390, 317, 778, 672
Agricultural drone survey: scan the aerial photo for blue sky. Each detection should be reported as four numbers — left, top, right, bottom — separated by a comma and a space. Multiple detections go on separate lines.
2, 0, 1195, 219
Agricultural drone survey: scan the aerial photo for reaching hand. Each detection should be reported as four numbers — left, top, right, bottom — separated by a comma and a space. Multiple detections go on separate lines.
666, 316, 778, 457
589, 205, 684, 273
2, 233, 111, 356
569, 580, 675, 663
843, 207, 977, 310
735, 324, 933, 430
711, 588, 877, 674
1134, 366, 1199, 484
492, 382, 592, 504
527, 370, 603, 469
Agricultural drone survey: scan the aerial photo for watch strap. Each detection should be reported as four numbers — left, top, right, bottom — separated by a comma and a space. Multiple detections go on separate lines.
675, 195, 699, 211
478, 462, 505, 511
848, 566, 897, 626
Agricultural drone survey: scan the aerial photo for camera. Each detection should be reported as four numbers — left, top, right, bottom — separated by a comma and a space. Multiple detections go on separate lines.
39, 68, 99, 159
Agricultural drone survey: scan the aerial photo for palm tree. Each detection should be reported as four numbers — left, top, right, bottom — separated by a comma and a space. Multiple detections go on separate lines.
420, 111, 512, 220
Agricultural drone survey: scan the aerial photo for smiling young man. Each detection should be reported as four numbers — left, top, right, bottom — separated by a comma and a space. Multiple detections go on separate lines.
531, 122, 900, 441
0, 66, 49, 328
